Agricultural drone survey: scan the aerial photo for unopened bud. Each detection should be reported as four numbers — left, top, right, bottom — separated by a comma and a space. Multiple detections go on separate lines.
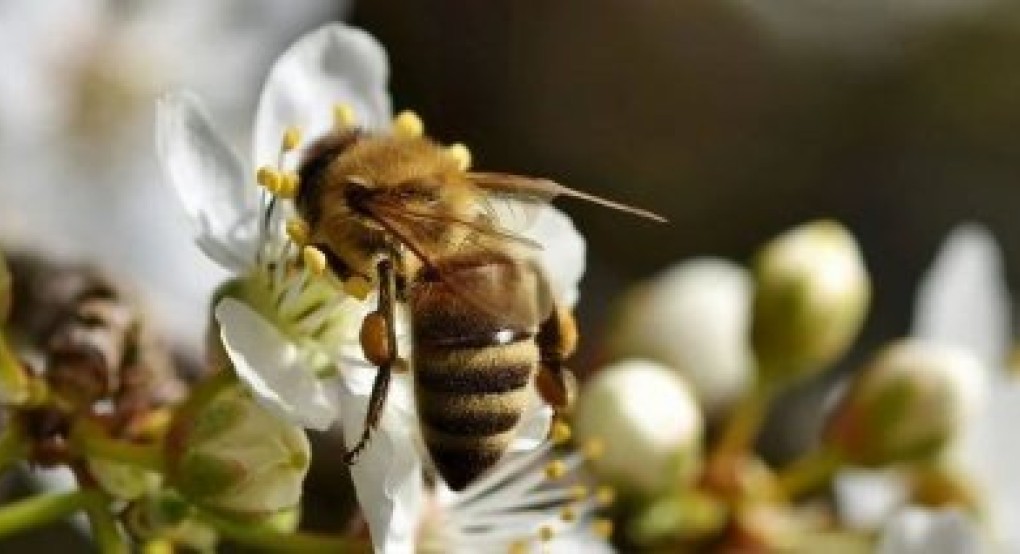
573, 359, 703, 496
823, 339, 985, 466
89, 458, 160, 500
168, 382, 310, 514
751, 220, 870, 383
610, 259, 753, 417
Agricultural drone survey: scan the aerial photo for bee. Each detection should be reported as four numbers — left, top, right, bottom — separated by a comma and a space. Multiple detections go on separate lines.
291, 114, 663, 490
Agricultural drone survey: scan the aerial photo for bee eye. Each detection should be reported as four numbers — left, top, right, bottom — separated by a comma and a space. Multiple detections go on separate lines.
345, 177, 373, 213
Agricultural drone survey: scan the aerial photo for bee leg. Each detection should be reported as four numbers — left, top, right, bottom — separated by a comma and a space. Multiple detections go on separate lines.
344, 257, 400, 464
536, 304, 579, 414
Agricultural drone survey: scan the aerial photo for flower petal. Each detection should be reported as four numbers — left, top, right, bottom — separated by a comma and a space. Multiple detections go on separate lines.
339, 367, 422, 554
524, 206, 587, 309
253, 23, 393, 170
215, 298, 338, 430
911, 224, 1011, 371
834, 468, 910, 531
877, 508, 984, 554
157, 91, 260, 271
510, 388, 553, 452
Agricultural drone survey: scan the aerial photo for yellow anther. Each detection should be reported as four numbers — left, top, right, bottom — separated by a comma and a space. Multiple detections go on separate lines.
282, 126, 302, 151
568, 484, 588, 500
278, 171, 301, 199
538, 525, 555, 542
333, 103, 357, 128
343, 276, 374, 301
550, 420, 572, 445
583, 438, 605, 460
302, 246, 328, 276
142, 540, 174, 554
593, 519, 613, 540
286, 219, 311, 246
508, 541, 528, 554
257, 166, 282, 193
446, 143, 471, 171
544, 459, 567, 480
560, 505, 577, 523
393, 110, 424, 138
595, 485, 616, 507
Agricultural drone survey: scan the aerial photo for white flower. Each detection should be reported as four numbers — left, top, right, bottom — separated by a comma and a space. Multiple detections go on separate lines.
417, 441, 614, 554
838, 224, 1020, 550
0, 0, 340, 347
158, 23, 588, 553
877, 508, 985, 554
609, 258, 753, 417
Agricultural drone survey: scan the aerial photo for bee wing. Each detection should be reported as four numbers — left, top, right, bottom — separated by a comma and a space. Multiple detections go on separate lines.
467, 172, 667, 223
364, 195, 554, 328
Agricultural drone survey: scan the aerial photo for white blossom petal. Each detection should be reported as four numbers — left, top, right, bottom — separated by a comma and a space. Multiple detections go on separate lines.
339, 362, 422, 554
253, 23, 392, 170
157, 91, 260, 271
215, 298, 339, 430
510, 390, 553, 452
524, 206, 586, 309
912, 224, 1011, 371
877, 508, 983, 554
834, 468, 911, 532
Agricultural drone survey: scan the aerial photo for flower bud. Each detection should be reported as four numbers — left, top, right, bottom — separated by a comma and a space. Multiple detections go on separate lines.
167, 381, 310, 514
573, 359, 703, 496
823, 339, 985, 466
610, 259, 753, 416
751, 220, 870, 383
89, 458, 161, 500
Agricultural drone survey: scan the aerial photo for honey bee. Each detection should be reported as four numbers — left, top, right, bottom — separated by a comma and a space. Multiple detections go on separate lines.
291, 114, 663, 490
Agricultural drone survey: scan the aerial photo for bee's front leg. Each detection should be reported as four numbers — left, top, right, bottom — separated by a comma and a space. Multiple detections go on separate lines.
344, 256, 400, 464
536, 304, 579, 415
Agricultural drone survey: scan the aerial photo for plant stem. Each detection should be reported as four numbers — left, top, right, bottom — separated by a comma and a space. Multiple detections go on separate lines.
196, 508, 371, 553
82, 493, 129, 554
711, 383, 774, 464
777, 447, 843, 499
71, 419, 164, 473
0, 490, 94, 538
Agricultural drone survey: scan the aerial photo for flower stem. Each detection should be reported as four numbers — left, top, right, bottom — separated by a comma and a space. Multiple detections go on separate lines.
776, 447, 843, 499
196, 508, 371, 553
71, 419, 164, 473
0, 490, 94, 538
82, 493, 129, 554
711, 382, 774, 464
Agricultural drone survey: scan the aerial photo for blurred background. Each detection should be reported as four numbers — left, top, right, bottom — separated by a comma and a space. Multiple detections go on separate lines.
2, 0, 1020, 548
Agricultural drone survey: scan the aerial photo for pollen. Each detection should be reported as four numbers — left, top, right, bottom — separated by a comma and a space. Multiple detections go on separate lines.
333, 103, 357, 128
393, 110, 424, 138
343, 276, 373, 300
593, 518, 614, 540
550, 420, 572, 445
282, 126, 302, 151
446, 143, 472, 171
568, 484, 588, 500
583, 438, 606, 460
538, 525, 555, 542
508, 541, 528, 554
302, 246, 328, 276
278, 171, 301, 198
286, 219, 310, 246
257, 166, 282, 193
560, 504, 577, 523
595, 485, 617, 507
544, 459, 567, 480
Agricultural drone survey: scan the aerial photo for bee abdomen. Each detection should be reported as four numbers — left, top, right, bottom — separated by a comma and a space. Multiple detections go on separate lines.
415, 340, 538, 490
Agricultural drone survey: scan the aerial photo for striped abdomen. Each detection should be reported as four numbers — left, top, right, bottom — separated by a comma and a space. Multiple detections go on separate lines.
410, 253, 543, 491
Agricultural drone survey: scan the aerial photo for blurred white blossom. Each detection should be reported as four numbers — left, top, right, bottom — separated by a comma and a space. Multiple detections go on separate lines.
0, 0, 340, 347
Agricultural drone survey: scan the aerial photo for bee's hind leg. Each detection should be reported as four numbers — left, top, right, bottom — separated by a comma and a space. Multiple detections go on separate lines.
344, 256, 400, 464
535, 304, 579, 415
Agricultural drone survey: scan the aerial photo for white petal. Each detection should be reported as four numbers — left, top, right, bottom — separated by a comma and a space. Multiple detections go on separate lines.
510, 390, 553, 452
253, 23, 393, 170
339, 371, 423, 554
157, 91, 260, 271
215, 298, 338, 430
877, 508, 983, 554
911, 224, 1011, 371
524, 206, 587, 309
834, 468, 911, 531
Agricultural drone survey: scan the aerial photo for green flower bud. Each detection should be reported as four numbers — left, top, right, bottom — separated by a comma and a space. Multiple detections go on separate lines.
823, 339, 985, 466
751, 220, 870, 383
167, 381, 310, 514
574, 359, 703, 497
89, 458, 161, 500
